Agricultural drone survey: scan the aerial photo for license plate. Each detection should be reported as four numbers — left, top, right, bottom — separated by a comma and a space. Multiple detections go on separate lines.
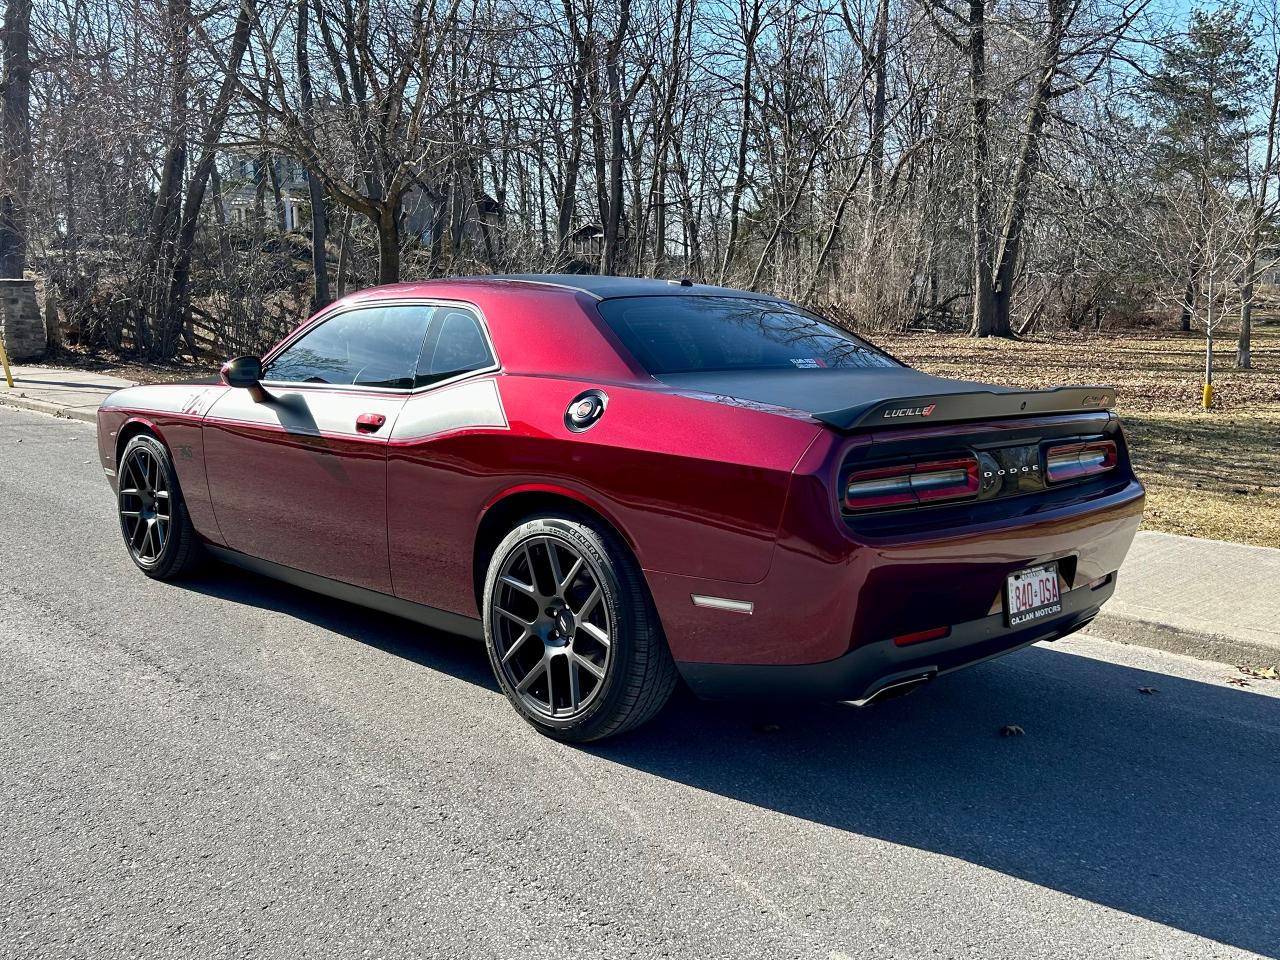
1005, 562, 1062, 626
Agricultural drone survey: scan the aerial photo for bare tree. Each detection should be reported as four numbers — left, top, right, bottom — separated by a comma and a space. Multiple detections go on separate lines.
0, 0, 33, 278
14, 0, 1275, 366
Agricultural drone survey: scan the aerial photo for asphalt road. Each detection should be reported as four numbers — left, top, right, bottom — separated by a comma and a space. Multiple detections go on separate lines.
2, 404, 1278, 960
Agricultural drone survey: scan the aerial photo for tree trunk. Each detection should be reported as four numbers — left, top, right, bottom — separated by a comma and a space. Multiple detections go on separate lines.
978, 0, 1066, 338
0, 0, 33, 279
719, 0, 762, 283
644, 0, 686, 276
376, 203, 401, 284
268, 157, 288, 237
163, 0, 253, 356
556, 5, 590, 265
252, 155, 267, 249
867, 0, 889, 204
336, 205, 352, 297
208, 151, 234, 265
1239, 38, 1280, 367
967, 0, 996, 336
1238, 283, 1253, 369
1178, 265, 1197, 332
671, 139, 705, 280
588, 50, 609, 273
603, 54, 626, 274
296, 0, 330, 309
137, 0, 191, 358
448, 173, 465, 260
428, 188, 447, 272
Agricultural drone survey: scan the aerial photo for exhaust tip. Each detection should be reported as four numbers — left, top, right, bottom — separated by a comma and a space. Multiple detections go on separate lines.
845, 670, 936, 707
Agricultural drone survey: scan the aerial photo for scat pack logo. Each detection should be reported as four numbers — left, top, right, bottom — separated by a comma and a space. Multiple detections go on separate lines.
882, 403, 936, 420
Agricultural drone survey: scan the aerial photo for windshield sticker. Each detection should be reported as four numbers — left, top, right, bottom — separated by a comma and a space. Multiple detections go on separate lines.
790, 358, 828, 369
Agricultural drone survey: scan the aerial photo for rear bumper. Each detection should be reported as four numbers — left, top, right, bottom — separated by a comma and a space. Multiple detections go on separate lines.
678, 575, 1114, 702
646, 477, 1143, 666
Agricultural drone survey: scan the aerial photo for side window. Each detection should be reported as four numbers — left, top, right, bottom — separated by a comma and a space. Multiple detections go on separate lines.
415, 308, 495, 388
265, 305, 433, 389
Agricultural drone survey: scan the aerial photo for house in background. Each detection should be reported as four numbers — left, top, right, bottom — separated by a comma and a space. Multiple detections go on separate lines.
221, 157, 312, 232
216, 156, 505, 257
563, 220, 632, 273
401, 187, 505, 254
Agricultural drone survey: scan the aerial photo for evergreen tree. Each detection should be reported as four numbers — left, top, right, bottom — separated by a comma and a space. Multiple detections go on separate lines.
1145, 6, 1261, 331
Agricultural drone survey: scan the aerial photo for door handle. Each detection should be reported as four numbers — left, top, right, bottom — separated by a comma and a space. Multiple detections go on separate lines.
355, 412, 387, 433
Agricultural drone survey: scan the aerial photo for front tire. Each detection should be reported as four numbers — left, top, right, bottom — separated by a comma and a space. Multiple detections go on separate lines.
482, 515, 677, 742
117, 433, 203, 580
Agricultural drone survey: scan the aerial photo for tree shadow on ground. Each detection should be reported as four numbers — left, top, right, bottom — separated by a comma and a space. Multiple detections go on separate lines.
601, 647, 1280, 957
183, 563, 1279, 956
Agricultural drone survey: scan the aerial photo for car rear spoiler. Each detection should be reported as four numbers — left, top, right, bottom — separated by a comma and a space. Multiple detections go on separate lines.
813, 385, 1117, 431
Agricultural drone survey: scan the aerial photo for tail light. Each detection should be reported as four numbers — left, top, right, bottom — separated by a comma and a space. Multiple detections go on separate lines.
1044, 440, 1117, 483
845, 457, 979, 511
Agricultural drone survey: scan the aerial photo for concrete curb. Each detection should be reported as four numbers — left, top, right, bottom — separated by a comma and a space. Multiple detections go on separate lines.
1083, 614, 1278, 670
0, 392, 100, 424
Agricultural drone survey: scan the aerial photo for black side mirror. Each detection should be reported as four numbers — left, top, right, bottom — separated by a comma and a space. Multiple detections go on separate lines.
221, 356, 263, 388
220, 356, 267, 401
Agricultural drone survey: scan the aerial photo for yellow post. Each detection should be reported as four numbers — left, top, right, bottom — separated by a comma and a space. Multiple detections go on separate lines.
0, 332, 13, 389
1202, 382, 1214, 410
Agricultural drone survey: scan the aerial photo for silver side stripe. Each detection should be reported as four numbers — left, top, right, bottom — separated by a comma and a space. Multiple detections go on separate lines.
100, 384, 221, 416
390, 377, 507, 442
691, 595, 754, 615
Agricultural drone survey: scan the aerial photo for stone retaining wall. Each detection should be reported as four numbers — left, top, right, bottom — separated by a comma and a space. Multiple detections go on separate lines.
0, 279, 46, 360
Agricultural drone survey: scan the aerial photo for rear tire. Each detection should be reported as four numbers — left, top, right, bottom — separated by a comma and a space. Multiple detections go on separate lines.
117, 433, 203, 580
482, 514, 677, 742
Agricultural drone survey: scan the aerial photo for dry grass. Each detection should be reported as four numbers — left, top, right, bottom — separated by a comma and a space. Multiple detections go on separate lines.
875, 323, 1280, 548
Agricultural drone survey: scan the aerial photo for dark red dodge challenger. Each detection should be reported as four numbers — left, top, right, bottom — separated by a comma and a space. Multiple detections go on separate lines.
98, 276, 1144, 740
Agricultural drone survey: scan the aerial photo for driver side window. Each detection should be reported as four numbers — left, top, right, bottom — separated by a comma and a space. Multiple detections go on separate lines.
266, 305, 433, 389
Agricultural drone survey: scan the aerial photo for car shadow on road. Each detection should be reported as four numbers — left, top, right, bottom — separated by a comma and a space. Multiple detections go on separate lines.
178, 566, 1278, 956
594, 647, 1280, 957
176, 564, 502, 692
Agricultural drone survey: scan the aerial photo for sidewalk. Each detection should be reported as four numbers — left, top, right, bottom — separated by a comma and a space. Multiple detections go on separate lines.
0, 364, 134, 423
1086, 532, 1280, 669
3, 362, 1277, 669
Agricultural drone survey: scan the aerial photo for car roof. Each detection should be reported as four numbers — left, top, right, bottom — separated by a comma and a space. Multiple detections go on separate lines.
302, 275, 793, 383
467, 274, 785, 301
334, 274, 787, 304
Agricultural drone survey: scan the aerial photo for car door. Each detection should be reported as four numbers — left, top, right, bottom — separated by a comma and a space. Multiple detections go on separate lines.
386, 304, 505, 612
203, 303, 435, 594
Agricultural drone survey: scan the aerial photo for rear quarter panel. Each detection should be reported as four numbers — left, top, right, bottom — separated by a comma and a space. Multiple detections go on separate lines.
386, 373, 823, 616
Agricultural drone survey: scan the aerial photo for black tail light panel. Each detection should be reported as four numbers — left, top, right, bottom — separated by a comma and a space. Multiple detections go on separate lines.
838, 413, 1132, 530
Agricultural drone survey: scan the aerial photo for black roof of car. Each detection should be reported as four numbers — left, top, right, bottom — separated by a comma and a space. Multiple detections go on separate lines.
483, 274, 784, 301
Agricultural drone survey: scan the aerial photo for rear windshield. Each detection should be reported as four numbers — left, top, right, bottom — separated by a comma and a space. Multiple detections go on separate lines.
596, 295, 898, 375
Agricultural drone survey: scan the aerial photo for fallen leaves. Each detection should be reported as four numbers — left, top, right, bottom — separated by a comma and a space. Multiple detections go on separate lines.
1240, 665, 1279, 680
1226, 666, 1278, 687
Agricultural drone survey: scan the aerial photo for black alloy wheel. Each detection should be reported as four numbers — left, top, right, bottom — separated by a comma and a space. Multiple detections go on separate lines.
483, 515, 677, 741
117, 433, 202, 579
491, 533, 614, 720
